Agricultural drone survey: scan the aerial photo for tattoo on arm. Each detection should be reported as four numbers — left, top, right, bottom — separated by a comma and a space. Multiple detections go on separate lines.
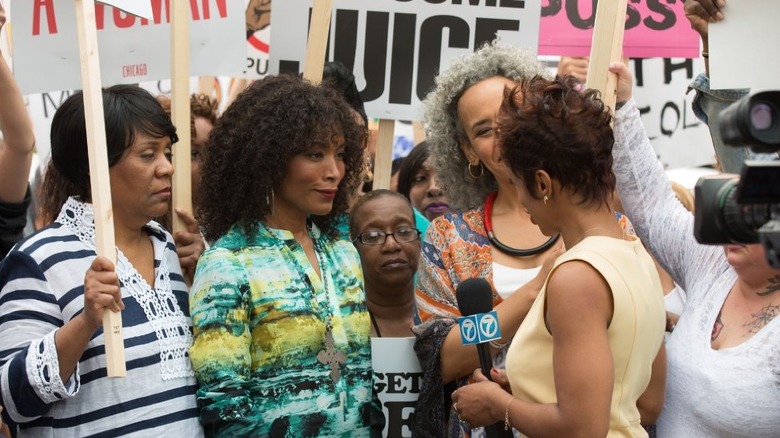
742, 304, 780, 336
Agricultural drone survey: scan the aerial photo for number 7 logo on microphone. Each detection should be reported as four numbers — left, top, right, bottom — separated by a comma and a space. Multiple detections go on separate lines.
458, 311, 502, 346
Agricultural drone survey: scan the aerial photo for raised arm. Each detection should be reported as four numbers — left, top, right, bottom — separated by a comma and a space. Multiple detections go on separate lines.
0, 3, 35, 203
609, 62, 726, 297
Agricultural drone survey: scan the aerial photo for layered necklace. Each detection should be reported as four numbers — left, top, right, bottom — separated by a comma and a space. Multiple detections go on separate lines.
483, 191, 560, 257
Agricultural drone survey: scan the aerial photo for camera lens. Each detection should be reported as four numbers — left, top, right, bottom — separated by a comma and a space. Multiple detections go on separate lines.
719, 91, 780, 152
750, 102, 774, 131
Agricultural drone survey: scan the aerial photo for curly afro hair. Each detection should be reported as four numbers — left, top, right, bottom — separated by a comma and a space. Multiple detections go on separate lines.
198, 73, 367, 242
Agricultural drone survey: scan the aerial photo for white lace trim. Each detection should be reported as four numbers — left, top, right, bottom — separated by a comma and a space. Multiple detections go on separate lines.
56, 197, 194, 380
28, 331, 79, 403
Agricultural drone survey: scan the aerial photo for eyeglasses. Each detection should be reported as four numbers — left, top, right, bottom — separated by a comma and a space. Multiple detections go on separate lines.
352, 227, 421, 245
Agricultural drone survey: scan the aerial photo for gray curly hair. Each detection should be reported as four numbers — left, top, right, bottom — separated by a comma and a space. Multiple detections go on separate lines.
423, 41, 549, 211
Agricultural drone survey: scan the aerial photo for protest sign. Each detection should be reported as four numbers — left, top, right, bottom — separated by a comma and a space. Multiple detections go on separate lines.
97, 0, 153, 20
372, 338, 422, 438
539, 0, 699, 58
13, 0, 244, 95
270, 0, 541, 121
709, 0, 780, 91
631, 57, 714, 168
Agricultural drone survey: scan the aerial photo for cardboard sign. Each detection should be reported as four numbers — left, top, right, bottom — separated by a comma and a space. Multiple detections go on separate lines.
539, 0, 699, 58
270, 0, 541, 121
13, 0, 245, 95
372, 337, 422, 438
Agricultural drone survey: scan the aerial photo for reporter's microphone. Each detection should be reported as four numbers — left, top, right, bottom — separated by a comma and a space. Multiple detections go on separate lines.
456, 278, 496, 379
456, 278, 513, 438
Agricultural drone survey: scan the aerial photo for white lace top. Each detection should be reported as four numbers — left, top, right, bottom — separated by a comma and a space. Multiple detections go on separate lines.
0, 197, 202, 437
613, 101, 780, 437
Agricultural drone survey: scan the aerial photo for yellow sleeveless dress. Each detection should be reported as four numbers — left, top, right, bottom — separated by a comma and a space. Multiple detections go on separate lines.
505, 235, 666, 437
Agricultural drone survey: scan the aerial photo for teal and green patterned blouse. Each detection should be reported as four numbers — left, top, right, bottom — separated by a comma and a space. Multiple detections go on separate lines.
190, 221, 375, 437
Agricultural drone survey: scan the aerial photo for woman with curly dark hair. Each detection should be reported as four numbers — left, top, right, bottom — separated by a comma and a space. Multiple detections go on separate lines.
450, 75, 666, 437
189, 73, 381, 437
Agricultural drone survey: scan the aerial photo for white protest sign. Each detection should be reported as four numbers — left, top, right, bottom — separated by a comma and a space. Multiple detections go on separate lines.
13, 0, 245, 95
97, 0, 153, 20
709, 0, 780, 91
270, 0, 541, 121
630, 57, 715, 169
372, 337, 422, 438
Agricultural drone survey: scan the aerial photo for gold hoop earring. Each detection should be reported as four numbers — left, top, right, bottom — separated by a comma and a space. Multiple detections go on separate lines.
543, 195, 549, 205
467, 161, 484, 179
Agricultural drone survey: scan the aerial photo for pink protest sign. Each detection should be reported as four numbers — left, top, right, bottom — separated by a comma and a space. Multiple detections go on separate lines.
539, 0, 699, 58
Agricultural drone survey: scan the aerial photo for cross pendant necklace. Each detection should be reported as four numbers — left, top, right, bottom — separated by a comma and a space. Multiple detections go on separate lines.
311, 236, 346, 385
317, 322, 346, 383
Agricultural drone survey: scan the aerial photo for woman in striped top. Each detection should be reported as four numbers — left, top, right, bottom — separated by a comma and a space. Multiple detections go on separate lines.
0, 86, 202, 437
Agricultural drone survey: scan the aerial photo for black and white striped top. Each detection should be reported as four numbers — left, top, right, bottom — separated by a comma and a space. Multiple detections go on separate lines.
0, 198, 202, 437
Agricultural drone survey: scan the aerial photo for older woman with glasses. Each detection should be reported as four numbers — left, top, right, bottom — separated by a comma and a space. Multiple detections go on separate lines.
350, 190, 422, 338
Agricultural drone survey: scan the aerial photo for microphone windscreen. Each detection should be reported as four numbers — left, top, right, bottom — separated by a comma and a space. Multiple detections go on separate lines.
456, 278, 494, 316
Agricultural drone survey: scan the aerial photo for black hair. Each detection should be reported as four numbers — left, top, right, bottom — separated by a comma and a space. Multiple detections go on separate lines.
396, 141, 431, 201
391, 157, 406, 176
40, 85, 177, 222
198, 73, 367, 242
323, 61, 368, 125
349, 189, 414, 240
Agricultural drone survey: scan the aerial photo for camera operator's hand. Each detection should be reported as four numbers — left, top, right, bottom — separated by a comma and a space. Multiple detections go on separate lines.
685, 0, 725, 42
608, 62, 633, 106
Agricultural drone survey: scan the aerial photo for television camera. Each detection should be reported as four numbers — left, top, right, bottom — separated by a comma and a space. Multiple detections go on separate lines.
694, 90, 780, 266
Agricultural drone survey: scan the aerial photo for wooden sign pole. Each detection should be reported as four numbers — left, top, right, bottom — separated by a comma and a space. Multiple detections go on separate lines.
74, 0, 126, 378
373, 120, 394, 190
171, 0, 192, 233
302, 0, 333, 84
585, 0, 628, 113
